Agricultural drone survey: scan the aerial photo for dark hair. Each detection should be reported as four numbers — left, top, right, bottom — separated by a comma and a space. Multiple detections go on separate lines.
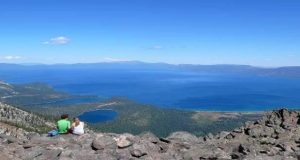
61, 114, 69, 119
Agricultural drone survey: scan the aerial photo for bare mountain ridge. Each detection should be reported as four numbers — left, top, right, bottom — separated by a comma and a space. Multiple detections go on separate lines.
1, 103, 300, 159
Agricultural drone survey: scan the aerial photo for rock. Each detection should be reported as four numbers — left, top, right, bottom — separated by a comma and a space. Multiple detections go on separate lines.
238, 144, 250, 155
69, 150, 100, 160
0, 151, 20, 160
277, 131, 293, 141
16, 146, 43, 160
131, 140, 159, 155
225, 133, 235, 139
246, 125, 274, 138
130, 149, 146, 158
276, 142, 295, 152
204, 133, 214, 141
218, 131, 230, 139
115, 135, 133, 148
244, 121, 255, 128
233, 127, 244, 133
159, 138, 171, 143
140, 132, 159, 144
273, 125, 286, 135
183, 145, 231, 159
207, 133, 214, 139
73, 134, 94, 149
171, 141, 191, 152
1, 105, 300, 160
167, 131, 199, 143
156, 141, 169, 153
259, 137, 276, 145
35, 149, 62, 160
282, 113, 299, 129
92, 135, 117, 150
0, 134, 19, 143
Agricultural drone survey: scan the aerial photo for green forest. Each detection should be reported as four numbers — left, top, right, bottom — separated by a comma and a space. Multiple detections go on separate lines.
0, 82, 262, 137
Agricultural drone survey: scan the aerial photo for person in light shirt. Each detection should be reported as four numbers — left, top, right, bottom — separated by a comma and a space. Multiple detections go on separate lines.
71, 117, 85, 135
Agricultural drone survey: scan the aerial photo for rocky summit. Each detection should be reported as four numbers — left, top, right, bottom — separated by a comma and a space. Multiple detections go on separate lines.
1, 106, 300, 159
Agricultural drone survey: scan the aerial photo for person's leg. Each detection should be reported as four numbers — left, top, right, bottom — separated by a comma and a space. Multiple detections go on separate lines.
68, 128, 73, 134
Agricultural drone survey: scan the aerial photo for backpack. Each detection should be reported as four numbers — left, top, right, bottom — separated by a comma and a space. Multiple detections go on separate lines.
48, 130, 59, 137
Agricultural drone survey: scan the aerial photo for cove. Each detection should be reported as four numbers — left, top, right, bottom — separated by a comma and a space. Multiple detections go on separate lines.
78, 110, 117, 123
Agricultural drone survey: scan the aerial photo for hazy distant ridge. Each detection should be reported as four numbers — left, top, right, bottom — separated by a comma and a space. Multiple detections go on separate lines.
1, 62, 300, 77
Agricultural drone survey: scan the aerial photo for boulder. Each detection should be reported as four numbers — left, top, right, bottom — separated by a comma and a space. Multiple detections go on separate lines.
140, 132, 159, 144
246, 125, 274, 138
34, 149, 62, 160
115, 135, 133, 148
92, 135, 117, 150
233, 127, 244, 133
0, 134, 19, 144
130, 149, 146, 158
130, 140, 159, 157
15, 146, 44, 160
218, 131, 230, 139
69, 150, 100, 160
167, 131, 199, 143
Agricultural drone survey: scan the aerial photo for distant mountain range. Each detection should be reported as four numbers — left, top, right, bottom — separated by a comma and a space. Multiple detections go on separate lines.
1, 61, 300, 77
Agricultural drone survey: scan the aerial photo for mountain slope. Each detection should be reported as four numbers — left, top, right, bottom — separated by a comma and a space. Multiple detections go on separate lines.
0, 102, 54, 135
0, 81, 16, 96
1, 108, 300, 159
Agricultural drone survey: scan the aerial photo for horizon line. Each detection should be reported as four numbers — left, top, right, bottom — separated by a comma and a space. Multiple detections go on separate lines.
0, 61, 300, 68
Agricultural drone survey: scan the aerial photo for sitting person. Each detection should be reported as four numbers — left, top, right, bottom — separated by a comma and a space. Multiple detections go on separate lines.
57, 114, 70, 134
71, 117, 84, 135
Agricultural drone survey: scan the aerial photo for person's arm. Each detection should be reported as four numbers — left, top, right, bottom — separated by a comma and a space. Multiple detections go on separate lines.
67, 121, 71, 129
82, 122, 85, 134
70, 122, 74, 129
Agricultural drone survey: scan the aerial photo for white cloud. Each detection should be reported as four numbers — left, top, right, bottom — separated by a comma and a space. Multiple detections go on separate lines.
1, 56, 22, 60
148, 45, 163, 50
103, 57, 128, 62
43, 36, 70, 45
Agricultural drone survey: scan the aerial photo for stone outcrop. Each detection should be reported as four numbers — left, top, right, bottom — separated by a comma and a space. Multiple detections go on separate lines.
0, 102, 53, 136
1, 107, 300, 159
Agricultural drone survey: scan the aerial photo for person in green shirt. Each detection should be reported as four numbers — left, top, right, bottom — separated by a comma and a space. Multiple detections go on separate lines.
57, 114, 71, 134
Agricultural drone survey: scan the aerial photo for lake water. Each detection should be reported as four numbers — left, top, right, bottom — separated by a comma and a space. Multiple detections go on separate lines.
1, 66, 300, 111
78, 110, 117, 123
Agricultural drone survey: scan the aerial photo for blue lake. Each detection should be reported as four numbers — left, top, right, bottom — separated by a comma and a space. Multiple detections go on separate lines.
78, 110, 117, 123
1, 65, 300, 111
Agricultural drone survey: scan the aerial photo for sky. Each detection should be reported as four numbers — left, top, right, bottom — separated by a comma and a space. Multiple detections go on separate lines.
0, 0, 299, 66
